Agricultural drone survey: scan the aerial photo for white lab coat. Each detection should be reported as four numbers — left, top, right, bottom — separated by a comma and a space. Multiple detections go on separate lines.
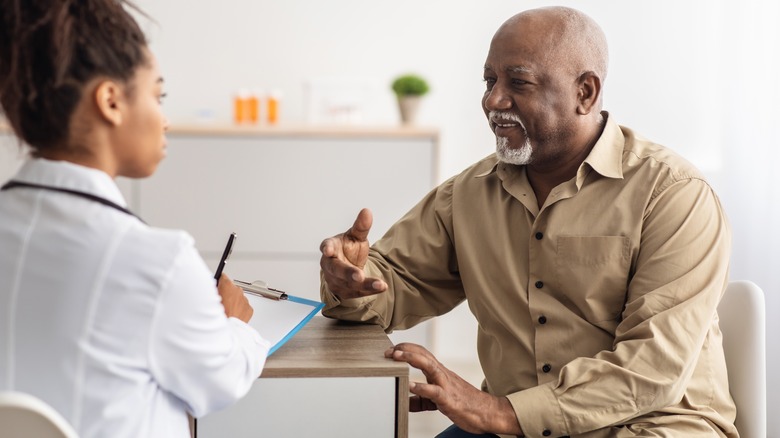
0, 158, 269, 437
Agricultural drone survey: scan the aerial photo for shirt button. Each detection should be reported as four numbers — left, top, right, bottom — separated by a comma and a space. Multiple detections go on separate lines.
535, 232, 544, 240
542, 364, 552, 373
542, 430, 552, 437
535, 281, 544, 289
538, 315, 547, 324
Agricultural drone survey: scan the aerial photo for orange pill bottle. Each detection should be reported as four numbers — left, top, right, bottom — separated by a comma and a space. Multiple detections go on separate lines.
267, 90, 281, 125
233, 89, 250, 124
247, 91, 259, 124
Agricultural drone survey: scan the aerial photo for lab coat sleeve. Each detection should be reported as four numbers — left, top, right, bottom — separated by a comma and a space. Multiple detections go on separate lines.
147, 238, 270, 418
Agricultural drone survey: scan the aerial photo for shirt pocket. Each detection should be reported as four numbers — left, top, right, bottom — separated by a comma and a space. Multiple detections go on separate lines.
556, 236, 630, 325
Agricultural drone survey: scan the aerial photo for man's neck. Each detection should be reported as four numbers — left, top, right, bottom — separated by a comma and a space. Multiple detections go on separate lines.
526, 115, 606, 208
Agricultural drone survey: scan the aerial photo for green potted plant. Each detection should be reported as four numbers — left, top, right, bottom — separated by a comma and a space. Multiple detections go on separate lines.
391, 74, 430, 125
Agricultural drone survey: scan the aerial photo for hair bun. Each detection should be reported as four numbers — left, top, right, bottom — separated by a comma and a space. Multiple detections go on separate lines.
0, 0, 148, 151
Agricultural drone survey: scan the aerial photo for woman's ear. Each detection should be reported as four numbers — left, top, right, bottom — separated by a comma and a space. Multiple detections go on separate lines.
94, 80, 124, 126
575, 71, 602, 115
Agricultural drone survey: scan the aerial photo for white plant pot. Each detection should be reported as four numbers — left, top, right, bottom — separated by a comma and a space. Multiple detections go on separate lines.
397, 96, 422, 125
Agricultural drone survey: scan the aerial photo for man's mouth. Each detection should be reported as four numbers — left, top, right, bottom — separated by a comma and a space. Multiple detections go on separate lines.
489, 111, 526, 137
492, 120, 523, 137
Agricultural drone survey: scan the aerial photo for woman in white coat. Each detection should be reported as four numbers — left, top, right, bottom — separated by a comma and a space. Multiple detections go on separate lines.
0, 1, 270, 436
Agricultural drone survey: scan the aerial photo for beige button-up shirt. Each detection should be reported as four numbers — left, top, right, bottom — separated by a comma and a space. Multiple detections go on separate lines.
322, 114, 737, 438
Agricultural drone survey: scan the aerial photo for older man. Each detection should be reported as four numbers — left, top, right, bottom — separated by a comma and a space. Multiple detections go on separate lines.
320, 6, 736, 438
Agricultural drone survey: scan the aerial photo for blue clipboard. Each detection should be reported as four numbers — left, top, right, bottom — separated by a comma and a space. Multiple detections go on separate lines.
239, 284, 324, 356
268, 295, 324, 355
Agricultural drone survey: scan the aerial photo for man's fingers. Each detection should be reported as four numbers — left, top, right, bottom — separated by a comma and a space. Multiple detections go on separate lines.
324, 273, 387, 299
319, 208, 385, 299
346, 208, 373, 242
321, 256, 387, 298
386, 344, 446, 383
320, 251, 360, 279
352, 277, 387, 297
409, 394, 438, 412
409, 382, 443, 408
321, 256, 384, 290
387, 344, 436, 367
319, 237, 337, 257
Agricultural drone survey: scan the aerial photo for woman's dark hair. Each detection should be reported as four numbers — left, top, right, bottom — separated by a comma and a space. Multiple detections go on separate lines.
0, 0, 148, 151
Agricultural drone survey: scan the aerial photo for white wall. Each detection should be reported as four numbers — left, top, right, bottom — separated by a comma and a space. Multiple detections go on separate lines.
117, 0, 780, 434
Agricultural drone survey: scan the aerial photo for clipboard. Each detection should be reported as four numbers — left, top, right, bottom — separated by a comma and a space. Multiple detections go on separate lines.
236, 280, 324, 356
213, 233, 323, 355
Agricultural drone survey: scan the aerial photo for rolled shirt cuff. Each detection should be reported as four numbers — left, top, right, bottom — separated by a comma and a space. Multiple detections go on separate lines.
506, 382, 570, 438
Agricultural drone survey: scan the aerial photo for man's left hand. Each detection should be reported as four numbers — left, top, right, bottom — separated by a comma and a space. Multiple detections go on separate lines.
384, 343, 523, 435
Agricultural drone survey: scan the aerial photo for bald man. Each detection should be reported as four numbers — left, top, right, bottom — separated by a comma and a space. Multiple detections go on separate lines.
320, 7, 736, 438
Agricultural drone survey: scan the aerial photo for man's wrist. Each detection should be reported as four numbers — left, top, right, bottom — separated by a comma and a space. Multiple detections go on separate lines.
492, 396, 524, 436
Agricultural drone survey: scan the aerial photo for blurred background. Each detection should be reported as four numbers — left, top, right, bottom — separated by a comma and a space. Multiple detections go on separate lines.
137, 0, 780, 434
3, 0, 777, 435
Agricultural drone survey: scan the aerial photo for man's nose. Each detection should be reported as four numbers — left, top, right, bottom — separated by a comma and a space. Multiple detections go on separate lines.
484, 85, 512, 111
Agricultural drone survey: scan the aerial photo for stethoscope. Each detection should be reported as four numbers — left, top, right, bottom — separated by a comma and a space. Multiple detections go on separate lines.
1, 180, 145, 224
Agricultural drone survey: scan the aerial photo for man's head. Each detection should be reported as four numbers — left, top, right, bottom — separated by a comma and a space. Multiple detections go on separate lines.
482, 7, 608, 166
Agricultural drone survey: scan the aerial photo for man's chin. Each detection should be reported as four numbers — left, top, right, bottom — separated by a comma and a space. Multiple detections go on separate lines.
496, 138, 533, 165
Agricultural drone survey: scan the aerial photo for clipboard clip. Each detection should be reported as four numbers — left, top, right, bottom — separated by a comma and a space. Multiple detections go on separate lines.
235, 279, 288, 301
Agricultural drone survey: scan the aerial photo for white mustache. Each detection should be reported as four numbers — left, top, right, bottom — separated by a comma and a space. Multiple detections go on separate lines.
489, 111, 524, 126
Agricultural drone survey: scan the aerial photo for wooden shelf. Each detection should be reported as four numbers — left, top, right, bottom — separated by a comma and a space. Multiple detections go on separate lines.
168, 123, 438, 139
1, 121, 438, 140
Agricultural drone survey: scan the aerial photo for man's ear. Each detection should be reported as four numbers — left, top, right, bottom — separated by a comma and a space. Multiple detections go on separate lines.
575, 71, 602, 115
94, 80, 124, 126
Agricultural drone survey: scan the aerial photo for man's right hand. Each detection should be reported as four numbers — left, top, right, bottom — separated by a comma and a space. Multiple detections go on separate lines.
319, 208, 388, 299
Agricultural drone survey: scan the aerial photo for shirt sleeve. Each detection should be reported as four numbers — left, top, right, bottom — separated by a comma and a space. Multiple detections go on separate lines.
148, 238, 270, 418
321, 178, 465, 331
507, 178, 732, 437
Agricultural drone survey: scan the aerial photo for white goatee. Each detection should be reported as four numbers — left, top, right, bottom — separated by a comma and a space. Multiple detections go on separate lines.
496, 136, 533, 165
490, 111, 533, 165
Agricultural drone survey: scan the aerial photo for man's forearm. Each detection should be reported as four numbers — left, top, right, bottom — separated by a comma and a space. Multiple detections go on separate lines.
492, 396, 524, 436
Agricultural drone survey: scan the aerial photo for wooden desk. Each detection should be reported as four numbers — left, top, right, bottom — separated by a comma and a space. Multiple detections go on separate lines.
197, 316, 410, 438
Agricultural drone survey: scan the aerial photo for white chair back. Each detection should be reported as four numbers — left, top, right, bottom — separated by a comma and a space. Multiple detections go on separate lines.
0, 391, 78, 438
718, 280, 767, 438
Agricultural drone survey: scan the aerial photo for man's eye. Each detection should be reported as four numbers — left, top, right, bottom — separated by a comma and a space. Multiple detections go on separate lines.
512, 79, 528, 86
483, 78, 496, 89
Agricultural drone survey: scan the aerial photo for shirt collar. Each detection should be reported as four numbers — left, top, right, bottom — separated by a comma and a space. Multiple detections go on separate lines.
475, 160, 500, 178
581, 112, 624, 180
13, 158, 129, 207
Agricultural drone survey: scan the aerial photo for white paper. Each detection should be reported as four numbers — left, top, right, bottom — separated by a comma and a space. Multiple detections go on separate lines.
244, 293, 319, 352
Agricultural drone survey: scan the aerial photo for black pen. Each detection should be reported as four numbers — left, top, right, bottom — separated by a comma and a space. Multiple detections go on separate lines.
214, 232, 236, 284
